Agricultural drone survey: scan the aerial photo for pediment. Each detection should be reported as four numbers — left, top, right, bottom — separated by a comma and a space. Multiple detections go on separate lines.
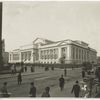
33, 38, 54, 45
33, 38, 45, 44
57, 41, 68, 46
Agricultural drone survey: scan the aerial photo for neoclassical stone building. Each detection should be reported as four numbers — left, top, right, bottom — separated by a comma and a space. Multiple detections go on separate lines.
9, 38, 97, 64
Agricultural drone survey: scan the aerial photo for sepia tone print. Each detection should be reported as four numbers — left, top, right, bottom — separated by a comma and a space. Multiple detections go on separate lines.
0, 1, 100, 98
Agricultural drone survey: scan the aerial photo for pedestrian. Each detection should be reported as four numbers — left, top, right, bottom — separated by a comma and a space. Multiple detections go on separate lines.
64, 68, 67, 76
84, 85, 89, 98
25, 66, 27, 72
89, 77, 93, 97
59, 75, 65, 91
11, 64, 14, 74
41, 87, 50, 97
71, 80, 81, 97
21, 67, 24, 73
82, 70, 85, 78
0, 82, 10, 97
51, 66, 54, 70
29, 82, 36, 97
31, 66, 33, 72
14, 64, 17, 73
80, 81, 89, 97
17, 72, 22, 85
95, 67, 100, 82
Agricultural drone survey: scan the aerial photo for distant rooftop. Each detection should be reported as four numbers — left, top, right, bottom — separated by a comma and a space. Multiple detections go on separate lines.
11, 37, 97, 52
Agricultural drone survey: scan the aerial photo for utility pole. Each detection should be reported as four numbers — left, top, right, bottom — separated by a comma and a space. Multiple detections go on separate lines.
0, 2, 3, 70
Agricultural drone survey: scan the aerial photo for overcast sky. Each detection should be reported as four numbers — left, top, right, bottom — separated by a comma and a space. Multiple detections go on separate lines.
2, 1, 100, 56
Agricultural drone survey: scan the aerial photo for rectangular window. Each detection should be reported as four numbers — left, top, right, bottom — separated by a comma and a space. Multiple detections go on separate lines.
13, 53, 19, 60
40, 51, 43, 59
27, 51, 31, 61
79, 49, 81, 59
61, 47, 66, 58
82, 50, 84, 60
76, 48, 78, 59
73, 47, 75, 59
10, 54, 11, 60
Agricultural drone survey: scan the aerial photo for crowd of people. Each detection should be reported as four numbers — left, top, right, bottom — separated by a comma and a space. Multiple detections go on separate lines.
0, 73, 89, 98
0, 70, 73, 97
0, 64, 100, 98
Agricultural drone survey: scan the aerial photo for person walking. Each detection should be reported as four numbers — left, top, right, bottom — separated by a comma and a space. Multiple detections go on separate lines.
31, 66, 34, 72
0, 82, 10, 97
95, 67, 100, 82
41, 87, 50, 97
59, 75, 65, 91
82, 70, 85, 79
24, 66, 27, 72
29, 82, 36, 97
71, 80, 81, 97
64, 68, 67, 77
11, 64, 14, 74
14, 64, 17, 74
17, 72, 22, 85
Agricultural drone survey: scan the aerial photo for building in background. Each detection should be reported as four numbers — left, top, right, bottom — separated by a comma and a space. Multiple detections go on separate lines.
9, 38, 97, 65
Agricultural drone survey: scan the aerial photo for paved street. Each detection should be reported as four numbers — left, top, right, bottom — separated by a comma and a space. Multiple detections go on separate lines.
0, 67, 82, 97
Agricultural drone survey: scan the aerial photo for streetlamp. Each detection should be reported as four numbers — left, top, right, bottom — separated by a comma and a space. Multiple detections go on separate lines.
33, 52, 35, 64
61, 55, 66, 77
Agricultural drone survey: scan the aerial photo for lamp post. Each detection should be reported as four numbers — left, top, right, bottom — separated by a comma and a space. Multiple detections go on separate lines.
33, 52, 35, 64
60, 55, 66, 77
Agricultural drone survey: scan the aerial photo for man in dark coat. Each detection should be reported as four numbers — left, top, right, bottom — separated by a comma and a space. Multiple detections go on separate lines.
24, 66, 27, 72
71, 80, 81, 97
82, 70, 85, 78
95, 67, 100, 82
41, 87, 50, 97
29, 82, 36, 97
17, 72, 22, 85
64, 68, 67, 76
59, 75, 65, 91
0, 82, 10, 97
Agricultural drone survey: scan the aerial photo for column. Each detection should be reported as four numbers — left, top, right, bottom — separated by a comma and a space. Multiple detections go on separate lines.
38, 49, 41, 62
58, 47, 61, 59
9, 53, 11, 63
67, 44, 72, 63
11, 53, 13, 63
19, 52, 22, 62
32, 49, 34, 63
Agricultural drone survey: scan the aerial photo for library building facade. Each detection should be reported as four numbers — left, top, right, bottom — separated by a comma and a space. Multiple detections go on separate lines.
9, 38, 97, 64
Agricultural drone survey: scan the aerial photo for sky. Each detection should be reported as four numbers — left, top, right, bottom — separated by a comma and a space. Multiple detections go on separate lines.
2, 1, 100, 56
